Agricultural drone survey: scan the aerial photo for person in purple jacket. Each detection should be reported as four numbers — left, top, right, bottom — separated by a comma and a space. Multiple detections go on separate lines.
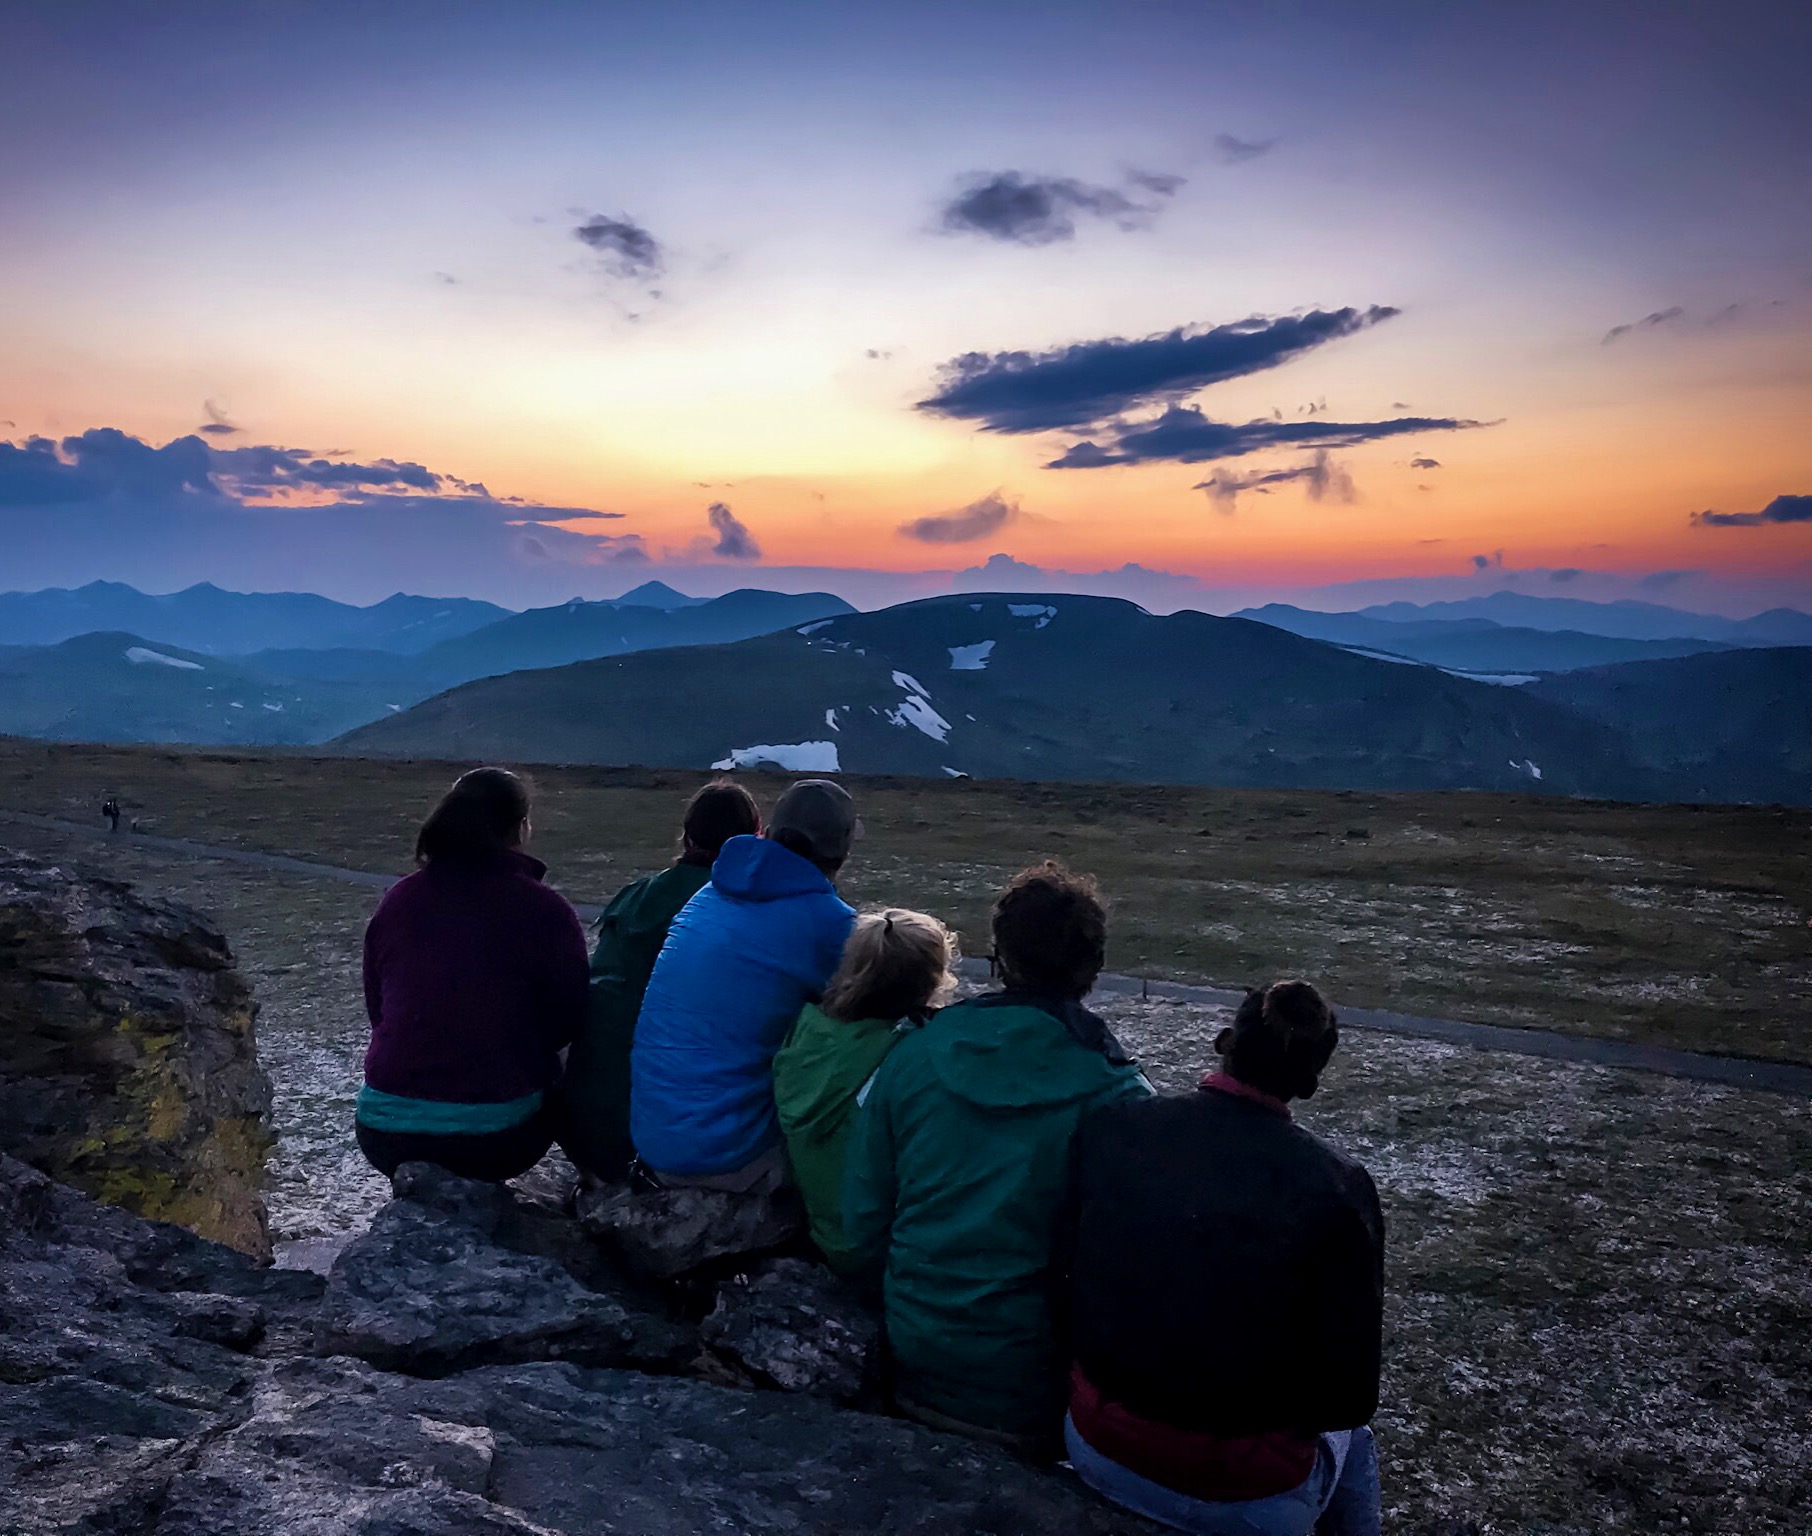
357, 767, 589, 1182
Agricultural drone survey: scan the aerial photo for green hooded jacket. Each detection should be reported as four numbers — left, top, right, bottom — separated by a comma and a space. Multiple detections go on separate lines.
552, 861, 710, 1178
773, 1003, 912, 1273
843, 992, 1151, 1441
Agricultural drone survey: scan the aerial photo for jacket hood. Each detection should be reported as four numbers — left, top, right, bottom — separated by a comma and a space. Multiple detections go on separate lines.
776, 1004, 906, 1134
922, 994, 1135, 1112
710, 834, 836, 903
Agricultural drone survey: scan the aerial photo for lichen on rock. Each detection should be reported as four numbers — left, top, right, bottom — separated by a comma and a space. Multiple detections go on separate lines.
0, 851, 274, 1258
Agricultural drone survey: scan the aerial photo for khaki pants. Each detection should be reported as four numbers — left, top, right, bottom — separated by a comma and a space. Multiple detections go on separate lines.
648, 1141, 791, 1195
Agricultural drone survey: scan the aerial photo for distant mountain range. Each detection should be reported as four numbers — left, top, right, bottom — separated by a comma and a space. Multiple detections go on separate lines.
341, 594, 1670, 799
1235, 604, 1737, 675
1347, 591, 1812, 646
3, 579, 1807, 803
0, 581, 510, 653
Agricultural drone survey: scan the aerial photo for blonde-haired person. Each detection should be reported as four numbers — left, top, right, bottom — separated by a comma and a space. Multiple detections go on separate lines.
773, 908, 959, 1273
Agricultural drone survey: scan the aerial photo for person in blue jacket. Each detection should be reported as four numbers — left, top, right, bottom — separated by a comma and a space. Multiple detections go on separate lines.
630, 778, 860, 1192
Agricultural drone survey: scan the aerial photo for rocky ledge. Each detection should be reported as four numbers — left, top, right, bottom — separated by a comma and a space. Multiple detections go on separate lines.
0, 852, 273, 1258
0, 1153, 1155, 1534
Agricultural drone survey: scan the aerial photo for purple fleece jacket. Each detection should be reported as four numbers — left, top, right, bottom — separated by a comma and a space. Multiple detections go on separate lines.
362, 850, 589, 1105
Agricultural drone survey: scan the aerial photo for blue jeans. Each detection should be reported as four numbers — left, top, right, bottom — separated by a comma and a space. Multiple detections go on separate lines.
1065, 1416, 1381, 1536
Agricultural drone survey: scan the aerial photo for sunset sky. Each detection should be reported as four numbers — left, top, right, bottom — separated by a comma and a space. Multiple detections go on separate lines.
2, 1, 1808, 613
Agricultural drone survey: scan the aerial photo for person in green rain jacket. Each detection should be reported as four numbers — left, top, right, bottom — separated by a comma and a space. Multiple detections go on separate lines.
843, 862, 1152, 1458
773, 907, 959, 1272
552, 780, 760, 1181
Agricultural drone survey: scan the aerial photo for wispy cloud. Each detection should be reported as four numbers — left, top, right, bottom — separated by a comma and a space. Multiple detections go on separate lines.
937, 169, 1183, 246
1048, 407, 1486, 468
919, 307, 1398, 434
898, 491, 1019, 543
1214, 133, 1277, 164
1195, 451, 1354, 508
1690, 493, 1812, 527
198, 400, 240, 437
1602, 305, 1684, 344
1409, 455, 1441, 470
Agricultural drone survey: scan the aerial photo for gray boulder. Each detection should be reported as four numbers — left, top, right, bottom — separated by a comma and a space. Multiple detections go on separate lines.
2, 1153, 1159, 1535
138, 1356, 1154, 1536
0, 852, 274, 1257
704, 1257, 880, 1403
316, 1162, 697, 1376
577, 1178, 805, 1281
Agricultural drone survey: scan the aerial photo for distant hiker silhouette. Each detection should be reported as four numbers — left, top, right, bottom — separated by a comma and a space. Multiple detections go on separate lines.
102, 797, 121, 834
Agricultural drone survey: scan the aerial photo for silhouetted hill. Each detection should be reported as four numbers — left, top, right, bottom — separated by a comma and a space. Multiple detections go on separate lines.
0, 633, 405, 745
1526, 648, 1812, 804
341, 593, 1659, 797
1238, 603, 1734, 673
411, 588, 857, 684
0, 582, 510, 653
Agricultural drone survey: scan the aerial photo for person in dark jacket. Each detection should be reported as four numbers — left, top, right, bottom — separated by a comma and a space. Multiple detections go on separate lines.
357, 767, 589, 1183
552, 779, 761, 1182
844, 862, 1151, 1458
1062, 980, 1385, 1536
631, 779, 859, 1191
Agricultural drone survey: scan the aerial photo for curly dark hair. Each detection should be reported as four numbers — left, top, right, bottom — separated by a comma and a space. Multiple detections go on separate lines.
990, 860, 1107, 999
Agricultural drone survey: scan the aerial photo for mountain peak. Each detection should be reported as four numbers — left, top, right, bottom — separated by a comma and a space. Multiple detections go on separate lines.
614, 580, 699, 610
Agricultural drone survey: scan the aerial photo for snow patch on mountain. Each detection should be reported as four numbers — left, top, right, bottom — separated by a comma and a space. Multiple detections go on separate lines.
889, 695, 951, 742
1511, 758, 1544, 781
125, 646, 202, 671
1009, 603, 1056, 629
892, 670, 928, 696
797, 620, 832, 635
948, 641, 995, 671
824, 707, 841, 732
713, 741, 842, 772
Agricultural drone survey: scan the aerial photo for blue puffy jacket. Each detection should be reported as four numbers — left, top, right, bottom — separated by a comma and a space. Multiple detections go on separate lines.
630, 835, 856, 1176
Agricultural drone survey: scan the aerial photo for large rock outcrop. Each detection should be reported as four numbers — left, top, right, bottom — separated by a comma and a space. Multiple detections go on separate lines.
0, 851, 274, 1258
0, 1153, 1157, 1534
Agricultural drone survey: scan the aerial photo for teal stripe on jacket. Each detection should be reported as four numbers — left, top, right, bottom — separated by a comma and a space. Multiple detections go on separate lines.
356, 1084, 544, 1136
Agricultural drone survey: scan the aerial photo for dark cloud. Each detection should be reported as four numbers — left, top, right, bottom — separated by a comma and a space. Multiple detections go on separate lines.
1472, 550, 1504, 571
434, 271, 459, 285
937, 169, 1180, 246
1602, 306, 1684, 344
1706, 302, 1743, 327
920, 307, 1399, 434
864, 348, 893, 361
1690, 493, 1812, 527
1409, 456, 1441, 469
898, 491, 1019, 544
1214, 134, 1277, 164
1549, 568, 1584, 583
704, 500, 761, 560
198, 400, 240, 437
1047, 407, 1485, 468
573, 213, 663, 279
0, 428, 627, 527
1196, 451, 1354, 508
0, 427, 648, 603
1638, 568, 1702, 590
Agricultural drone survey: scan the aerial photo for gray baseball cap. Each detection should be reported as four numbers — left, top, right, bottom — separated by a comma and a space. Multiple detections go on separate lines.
769, 779, 862, 864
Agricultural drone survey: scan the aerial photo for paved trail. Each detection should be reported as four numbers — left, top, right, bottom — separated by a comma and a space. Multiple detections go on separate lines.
8, 808, 1810, 1098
